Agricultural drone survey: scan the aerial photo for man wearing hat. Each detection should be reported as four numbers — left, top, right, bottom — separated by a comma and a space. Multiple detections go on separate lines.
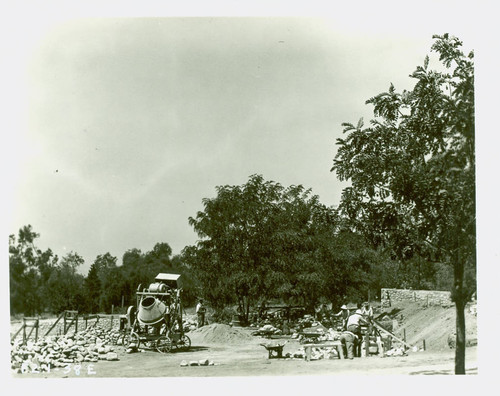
333, 304, 350, 330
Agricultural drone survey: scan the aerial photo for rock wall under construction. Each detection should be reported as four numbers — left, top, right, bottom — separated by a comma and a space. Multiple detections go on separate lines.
381, 288, 452, 307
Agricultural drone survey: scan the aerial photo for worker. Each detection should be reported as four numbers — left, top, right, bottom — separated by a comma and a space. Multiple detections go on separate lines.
347, 309, 369, 337
346, 308, 369, 356
360, 301, 373, 319
196, 298, 206, 328
333, 305, 350, 330
339, 329, 359, 359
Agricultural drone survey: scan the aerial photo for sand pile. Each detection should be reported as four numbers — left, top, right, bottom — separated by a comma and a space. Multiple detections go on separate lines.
188, 323, 253, 344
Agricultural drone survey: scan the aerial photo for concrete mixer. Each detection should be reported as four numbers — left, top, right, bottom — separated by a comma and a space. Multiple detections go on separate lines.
123, 273, 191, 353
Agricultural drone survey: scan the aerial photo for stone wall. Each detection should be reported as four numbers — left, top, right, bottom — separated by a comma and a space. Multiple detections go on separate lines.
381, 288, 452, 307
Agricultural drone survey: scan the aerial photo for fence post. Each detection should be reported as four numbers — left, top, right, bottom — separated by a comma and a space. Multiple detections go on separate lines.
22, 318, 26, 344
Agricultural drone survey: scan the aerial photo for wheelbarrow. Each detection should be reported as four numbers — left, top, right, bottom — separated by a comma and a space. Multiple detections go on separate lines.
260, 341, 288, 359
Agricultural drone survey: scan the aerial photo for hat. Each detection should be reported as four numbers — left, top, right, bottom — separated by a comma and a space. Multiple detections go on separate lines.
341, 305, 348, 310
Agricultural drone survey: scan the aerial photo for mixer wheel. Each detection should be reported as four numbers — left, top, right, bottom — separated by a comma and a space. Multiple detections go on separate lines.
155, 336, 172, 353
178, 334, 191, 351
123, 332, 140, 349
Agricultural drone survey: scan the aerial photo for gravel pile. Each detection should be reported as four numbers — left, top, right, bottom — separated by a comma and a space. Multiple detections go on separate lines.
11, 324, 123, 374
189, 323, 253, 344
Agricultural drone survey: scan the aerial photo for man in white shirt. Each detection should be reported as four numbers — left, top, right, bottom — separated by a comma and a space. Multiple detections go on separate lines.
196, 299, 206, 328
346, 309, 368, 337
346, 309, 369, 357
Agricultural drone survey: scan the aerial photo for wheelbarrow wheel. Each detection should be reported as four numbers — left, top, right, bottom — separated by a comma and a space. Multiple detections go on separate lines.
156, 336, 172, 353
123, 332, 140, 349
177, 334, 191, 351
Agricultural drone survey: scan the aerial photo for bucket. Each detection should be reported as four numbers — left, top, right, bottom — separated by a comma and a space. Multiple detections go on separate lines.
137, 296, 167, 325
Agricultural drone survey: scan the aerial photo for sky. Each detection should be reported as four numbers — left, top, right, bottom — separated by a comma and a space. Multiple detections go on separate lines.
2, 2, 490, 279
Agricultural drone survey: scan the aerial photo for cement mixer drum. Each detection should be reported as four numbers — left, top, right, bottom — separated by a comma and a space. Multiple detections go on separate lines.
137, 296, 167, 326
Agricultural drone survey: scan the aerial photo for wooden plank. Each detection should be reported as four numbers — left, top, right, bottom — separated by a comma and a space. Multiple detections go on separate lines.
372, 321, 414, 349
64, 315, 77, 335
44, 312, 64, 336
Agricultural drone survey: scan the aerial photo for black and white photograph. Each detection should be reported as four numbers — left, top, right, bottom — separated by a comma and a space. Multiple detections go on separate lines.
3, 0, 495, 387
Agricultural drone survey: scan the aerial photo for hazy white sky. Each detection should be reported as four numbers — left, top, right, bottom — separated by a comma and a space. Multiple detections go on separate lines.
3, 3, 484, 275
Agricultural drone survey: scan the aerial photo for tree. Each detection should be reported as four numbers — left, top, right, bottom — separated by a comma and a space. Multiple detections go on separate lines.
331, 34, 475, 374
91, 253, 118, 312
85, 262, 101, 313
9, 225, 58, 315
187, 174, 353, 322
46, 252, 85, 312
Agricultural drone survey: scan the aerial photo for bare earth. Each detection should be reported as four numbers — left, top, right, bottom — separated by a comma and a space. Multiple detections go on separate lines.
12, 332, 477, 378
10, 301, 478, 378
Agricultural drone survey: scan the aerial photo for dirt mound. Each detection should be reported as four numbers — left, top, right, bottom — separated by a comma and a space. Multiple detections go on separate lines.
188, 323, 253, 344
378, 301, 477, 351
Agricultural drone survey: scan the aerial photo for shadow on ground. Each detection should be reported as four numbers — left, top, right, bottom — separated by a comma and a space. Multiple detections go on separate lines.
168, 346, 210, 353
409, 367, 478, 375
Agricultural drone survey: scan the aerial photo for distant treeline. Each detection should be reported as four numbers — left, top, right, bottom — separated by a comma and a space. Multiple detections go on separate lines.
9, 225, 198, 316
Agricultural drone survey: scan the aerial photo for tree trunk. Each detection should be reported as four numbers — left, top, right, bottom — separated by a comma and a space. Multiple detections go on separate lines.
455, 297, 466, 374
245, 297, 251, 325
454, 254, 466, 375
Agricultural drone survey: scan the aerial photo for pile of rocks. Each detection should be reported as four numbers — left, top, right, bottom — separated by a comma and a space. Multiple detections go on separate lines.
251, 324, 282, 337
11, 325, 122, 374
183, 318, 198, 333
180, 359, 217, 367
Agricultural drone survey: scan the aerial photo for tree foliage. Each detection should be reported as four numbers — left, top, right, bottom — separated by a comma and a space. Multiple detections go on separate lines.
9, 225, 58, 315
331, 34, 475, 374
8, 225, 196, 315
186, 174, 383, 322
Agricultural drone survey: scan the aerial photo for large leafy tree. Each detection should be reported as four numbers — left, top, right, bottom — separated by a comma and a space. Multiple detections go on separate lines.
187, 174, 350, 321
331, 34, 475, 374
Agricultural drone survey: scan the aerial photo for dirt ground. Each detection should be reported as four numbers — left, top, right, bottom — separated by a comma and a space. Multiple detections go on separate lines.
12, 330, 477, 378
10, 301, 478, 378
